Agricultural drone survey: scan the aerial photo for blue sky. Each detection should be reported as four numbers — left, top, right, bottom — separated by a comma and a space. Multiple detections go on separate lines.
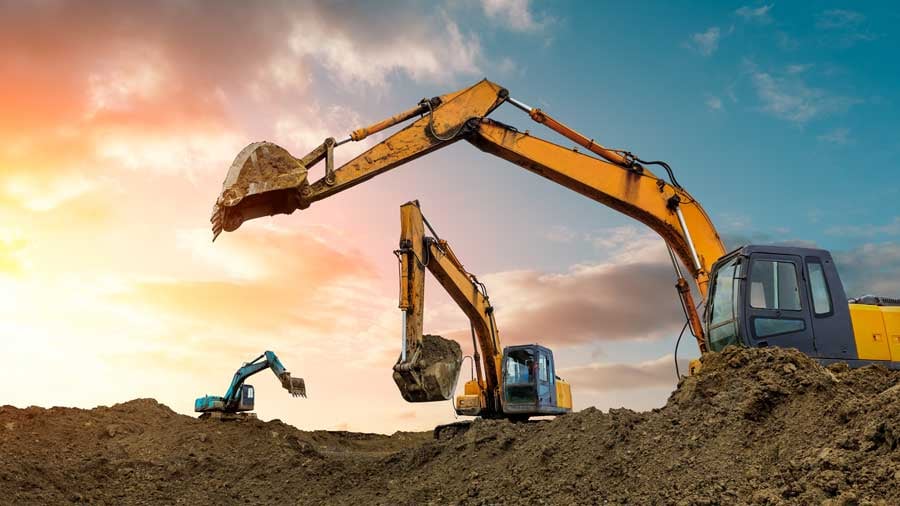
3, 0, 898, 431
298, 1, 899, 270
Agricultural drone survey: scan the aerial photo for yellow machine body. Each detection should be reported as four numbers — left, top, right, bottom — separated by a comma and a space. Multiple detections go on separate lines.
850, 305, 900, 361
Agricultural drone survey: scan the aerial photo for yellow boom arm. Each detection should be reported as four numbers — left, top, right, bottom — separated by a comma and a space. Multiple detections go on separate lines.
396, 201, 502, 410
212, 79, 726, 350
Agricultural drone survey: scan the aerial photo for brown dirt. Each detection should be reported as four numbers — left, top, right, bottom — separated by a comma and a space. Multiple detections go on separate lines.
5, 346, 900, 505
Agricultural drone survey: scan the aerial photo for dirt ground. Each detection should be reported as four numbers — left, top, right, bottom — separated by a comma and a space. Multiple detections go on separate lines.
4, 346, 900, 505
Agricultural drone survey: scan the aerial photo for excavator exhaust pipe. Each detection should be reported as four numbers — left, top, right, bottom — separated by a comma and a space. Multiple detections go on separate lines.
393, 334, 463, 402
211, 141, 311, 240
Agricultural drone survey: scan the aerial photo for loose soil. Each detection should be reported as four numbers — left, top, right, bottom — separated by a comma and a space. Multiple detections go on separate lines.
4, 346, 900, 505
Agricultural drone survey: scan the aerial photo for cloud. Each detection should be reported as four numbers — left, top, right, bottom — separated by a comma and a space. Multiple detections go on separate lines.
815, 9, 879, 47
706, 96, 724, 111
817, 127, 852, 145
118, 224, 380, 336
826, 217, 900, 238
477, 232, 686, 347
0, 1, 501, 213
816, 9, 865, 29
834, 242, 900, 297
560, 355, 688, 392
688, 27, 722, 56
0, 233, 27, 276
749, 69, 861, 123
776, 31, 800, 50
286, 6, 482, 88
480, 0, 544, 31
543, 225, 578, 243
786, 63, 813, 75
735, 4, 773, 23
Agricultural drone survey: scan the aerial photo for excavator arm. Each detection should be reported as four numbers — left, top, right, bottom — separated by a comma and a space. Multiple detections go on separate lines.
394, 201, 502, 411
195, 350, 306, 414
212, 79, 726, 350
222, 351, 306, 403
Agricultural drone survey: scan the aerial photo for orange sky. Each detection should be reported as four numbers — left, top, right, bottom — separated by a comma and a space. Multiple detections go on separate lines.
1, 1, 692, 432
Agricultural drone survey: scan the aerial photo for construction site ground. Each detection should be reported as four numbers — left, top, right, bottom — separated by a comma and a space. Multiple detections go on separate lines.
4, 346, 900, 505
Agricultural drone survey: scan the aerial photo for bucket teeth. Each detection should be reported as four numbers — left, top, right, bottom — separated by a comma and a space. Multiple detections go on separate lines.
280, 373, 307, 398
210, 205, 224, 241
209, 141, 310, 239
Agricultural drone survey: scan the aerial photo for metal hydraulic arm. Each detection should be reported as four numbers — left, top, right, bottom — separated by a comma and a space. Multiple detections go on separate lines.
211, 79, 726, 350
394, 200, 501, 409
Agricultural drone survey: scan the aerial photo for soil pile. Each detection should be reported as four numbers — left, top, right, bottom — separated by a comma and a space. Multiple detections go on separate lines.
4, 346, 900, 505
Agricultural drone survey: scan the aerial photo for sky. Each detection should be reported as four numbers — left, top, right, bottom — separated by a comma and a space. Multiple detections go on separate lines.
1, 0, 899, 433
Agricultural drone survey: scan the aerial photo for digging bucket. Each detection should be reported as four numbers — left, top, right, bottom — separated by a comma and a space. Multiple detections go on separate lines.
211, 141, 309, 239
393, 334, 463, 402
279, 372, 307, 398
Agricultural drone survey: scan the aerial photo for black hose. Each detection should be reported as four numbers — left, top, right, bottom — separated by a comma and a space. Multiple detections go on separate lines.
674, 319, 689, 380
635, 158, 683, 189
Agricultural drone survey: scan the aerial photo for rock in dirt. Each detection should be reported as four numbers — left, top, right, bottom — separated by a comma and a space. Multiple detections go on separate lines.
3, 347, 900, 505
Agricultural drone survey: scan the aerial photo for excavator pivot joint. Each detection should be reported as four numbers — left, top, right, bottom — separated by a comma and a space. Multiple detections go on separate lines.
666, 194, 682, 210
325, 137, 336, 186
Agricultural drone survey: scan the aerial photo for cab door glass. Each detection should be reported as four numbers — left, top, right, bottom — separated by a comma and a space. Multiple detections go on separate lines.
707, 257, 740, 352
806, 260, 833, 316
748, 259, 807, 338
749, 260, 801, 310
538, 354, 548, 383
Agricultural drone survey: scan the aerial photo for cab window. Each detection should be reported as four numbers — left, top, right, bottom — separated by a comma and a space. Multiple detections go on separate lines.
538, 354, 548, 383
708, 257, 739, 352
749, 260, 801, 311
806, 259, 832, 316
505, 349, 534, 384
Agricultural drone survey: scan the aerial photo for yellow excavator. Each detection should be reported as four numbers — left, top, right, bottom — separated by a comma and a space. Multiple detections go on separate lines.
211, 78, 900, 397
393, 200, 571, 419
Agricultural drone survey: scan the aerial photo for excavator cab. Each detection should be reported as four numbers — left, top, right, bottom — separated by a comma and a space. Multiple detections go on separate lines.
236, 384, 255, 412
500, 345, 570, 417
705, 245, 858, 364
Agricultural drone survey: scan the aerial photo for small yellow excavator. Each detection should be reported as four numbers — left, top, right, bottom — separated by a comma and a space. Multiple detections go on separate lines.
211, 78, 900, 386
393, 200, 571, 419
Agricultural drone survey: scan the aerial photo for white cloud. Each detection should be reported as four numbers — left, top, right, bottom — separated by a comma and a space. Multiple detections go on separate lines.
736, 4, 773, 23
815, 9, 879, 47
287, 10, 482, 89
833, 242, 900, 297
689, 27, 721, 56
817, 127, 852, 145
86, 46, 170, 117
750, 70, 860, 123
544, 225, 577, 243
827, 217, 900, 238
786, 63, 813, 75
94, 128, 241, 179
706, 96, 724, 111
560, 354, 688, 392
481, 0, 543, 31
816, 9, 864, 29
3, 172, 97, 212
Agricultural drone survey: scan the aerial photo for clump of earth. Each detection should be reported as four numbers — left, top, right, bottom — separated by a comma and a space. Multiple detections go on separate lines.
4, 346, 900, 505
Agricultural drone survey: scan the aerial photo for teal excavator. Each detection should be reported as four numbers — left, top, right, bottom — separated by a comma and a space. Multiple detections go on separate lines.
194, 351, 306, 417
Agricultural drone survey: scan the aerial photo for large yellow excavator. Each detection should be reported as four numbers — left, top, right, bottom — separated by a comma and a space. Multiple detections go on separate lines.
394, 200, 572, 419
212, 78, 900, 402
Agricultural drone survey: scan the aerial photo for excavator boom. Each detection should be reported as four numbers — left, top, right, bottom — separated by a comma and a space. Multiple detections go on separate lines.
211, 78, 726, 350
394, 201, 500, 409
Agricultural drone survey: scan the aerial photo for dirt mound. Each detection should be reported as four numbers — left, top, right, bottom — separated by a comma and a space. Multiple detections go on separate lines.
5, 347, 900, 504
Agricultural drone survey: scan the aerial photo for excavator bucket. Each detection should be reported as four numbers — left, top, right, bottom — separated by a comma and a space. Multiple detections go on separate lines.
211, 141, 311, 240
393, 334, 463, 402
280, 372, 307, 398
